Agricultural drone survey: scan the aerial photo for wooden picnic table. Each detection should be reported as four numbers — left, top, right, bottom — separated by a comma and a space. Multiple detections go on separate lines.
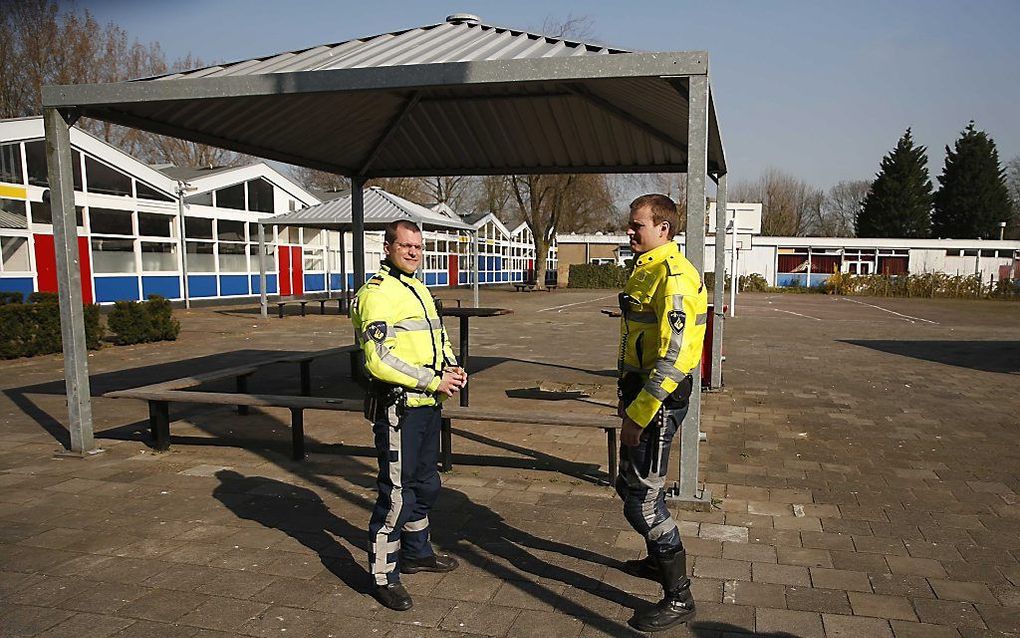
440, 306, 512, 407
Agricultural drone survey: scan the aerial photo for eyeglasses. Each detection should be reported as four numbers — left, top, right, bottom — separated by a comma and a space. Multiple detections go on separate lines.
393, 242, 423, 251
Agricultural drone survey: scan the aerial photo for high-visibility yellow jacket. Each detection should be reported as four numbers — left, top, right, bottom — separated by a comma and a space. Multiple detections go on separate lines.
619, 241, 708, 427
351, 261, 457, 407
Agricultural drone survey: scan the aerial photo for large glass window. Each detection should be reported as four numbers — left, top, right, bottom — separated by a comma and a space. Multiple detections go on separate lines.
0, 199, 27, 229
31, 200, 84, 226
185, 242, 215, 272
136, 181, 173, 202
84, 156, 132, 196
185, 217, 213, 239
215, 183, 245, 210
1, 236, 30, 272
89, 208, 133, 235
247, 179, 274, 213
138, 212, 174, 237
24, 142, 82, 190
91, 238, 136, 273
0, 143, 23, 184
186, 191, 213, 206
248, 243, 274, 272
304, 249, 323, 271
218, 243, 247, 272
217, 219, 245, 241
141, 242, 178, 272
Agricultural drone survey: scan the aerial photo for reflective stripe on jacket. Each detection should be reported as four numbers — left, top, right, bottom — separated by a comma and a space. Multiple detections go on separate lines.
619, 241, 708, 427
351, 261, 458, 407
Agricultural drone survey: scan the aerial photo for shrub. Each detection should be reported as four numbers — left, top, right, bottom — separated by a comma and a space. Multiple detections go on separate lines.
567, 263, 629, 289
0, 291, 24, 305
0, 301, 104, 359
739, 273, 769, 293
27, 291, 59, 304
704, 272, 732, 292
108, 294, 180, 345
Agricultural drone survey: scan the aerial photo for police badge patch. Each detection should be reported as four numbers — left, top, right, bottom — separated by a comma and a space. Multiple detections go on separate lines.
667, 310, 686, 334
366, 321, 387, 343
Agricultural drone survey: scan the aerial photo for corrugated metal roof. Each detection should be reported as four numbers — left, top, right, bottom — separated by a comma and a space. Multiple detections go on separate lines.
267, 186, 472, 231
150, 19, 626, 82
0, 208, 28, 229
45, 15, 726, 178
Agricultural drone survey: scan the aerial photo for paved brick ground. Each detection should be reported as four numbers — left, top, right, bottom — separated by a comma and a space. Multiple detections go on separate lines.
1, 290, 1018, 637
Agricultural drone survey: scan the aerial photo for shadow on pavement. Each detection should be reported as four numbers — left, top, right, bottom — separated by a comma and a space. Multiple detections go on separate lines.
842, 339, 1020, 374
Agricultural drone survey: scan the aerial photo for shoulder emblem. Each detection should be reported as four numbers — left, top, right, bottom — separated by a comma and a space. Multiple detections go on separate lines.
667, 310, 686, 334
366, 321, 387, 343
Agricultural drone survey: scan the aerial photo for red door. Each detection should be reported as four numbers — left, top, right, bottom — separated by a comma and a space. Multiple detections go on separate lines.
448, 254, 459, 287
33, 234, 93, 304
291, 247, 303, 295
278, 246, 291, 295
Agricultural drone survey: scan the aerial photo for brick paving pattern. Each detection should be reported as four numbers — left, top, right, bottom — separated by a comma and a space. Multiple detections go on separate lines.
1, 290, 1018, 637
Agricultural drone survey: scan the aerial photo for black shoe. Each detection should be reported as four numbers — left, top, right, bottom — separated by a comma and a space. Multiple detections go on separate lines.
622, 555, 659, 581
374, 582, 412, 611
628, 549, 696, 632
401, 552, 459, 574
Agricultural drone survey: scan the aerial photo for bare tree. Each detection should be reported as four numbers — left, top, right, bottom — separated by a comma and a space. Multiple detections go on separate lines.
1006, 156, 1020, 239
731, 168, 822, 236
801, 179, 869, 237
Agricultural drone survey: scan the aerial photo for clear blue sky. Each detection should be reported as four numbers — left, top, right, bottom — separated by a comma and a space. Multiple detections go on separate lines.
74, 0, 1020, 191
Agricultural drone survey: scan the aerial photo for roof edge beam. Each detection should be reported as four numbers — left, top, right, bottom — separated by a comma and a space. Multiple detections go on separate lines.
79, 106, 353, 175
42, 51, 709, 108
566, 83, 688, 157
358, 91, 421, 176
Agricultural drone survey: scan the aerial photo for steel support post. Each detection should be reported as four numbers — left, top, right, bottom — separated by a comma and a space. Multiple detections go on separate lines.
177, 183, 191, 309
729, 229, 738, 317
472, 231, 480, 308
351, 178, 366, 290
674, 76, 710, 509
44, 108, 97, 455
339, 230, 348, 312
711, 174, 727, 390
258, 222, 268, 318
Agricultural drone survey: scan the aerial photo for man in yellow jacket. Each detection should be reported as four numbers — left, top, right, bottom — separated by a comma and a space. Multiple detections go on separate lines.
616, 194, 708, 632
351, 220, 466, 611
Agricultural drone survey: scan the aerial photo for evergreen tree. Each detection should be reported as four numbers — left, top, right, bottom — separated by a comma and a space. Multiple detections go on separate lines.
857, 129, 932, 237
932, 122, 1012, 239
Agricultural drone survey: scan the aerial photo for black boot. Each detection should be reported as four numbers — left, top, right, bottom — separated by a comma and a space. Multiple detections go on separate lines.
622, 555, 659, 581
628, 549, 696, 632
401, 552, 459, 574
373, 582, 413, 611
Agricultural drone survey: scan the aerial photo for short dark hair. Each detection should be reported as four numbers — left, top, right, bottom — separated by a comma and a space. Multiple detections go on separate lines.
384, 220, 421, 244
630, 194, 679, 235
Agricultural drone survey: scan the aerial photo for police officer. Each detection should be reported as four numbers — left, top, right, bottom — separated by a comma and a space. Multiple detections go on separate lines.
351, 219, 467, 611
616, 194, 708, 632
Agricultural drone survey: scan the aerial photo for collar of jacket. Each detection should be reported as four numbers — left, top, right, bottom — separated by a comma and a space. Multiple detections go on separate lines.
633, 240, 679, 268
378, 260, 416, 280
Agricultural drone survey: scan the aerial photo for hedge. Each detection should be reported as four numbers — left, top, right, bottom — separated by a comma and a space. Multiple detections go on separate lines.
107, 295, 181, 345
567, 263, 630, 288
821, 272, 1019, 299
0, 291, 24, 305
0, 302, 103, 359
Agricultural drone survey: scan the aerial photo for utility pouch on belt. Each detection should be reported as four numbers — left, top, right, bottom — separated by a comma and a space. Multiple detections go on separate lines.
364, 382, 406, 422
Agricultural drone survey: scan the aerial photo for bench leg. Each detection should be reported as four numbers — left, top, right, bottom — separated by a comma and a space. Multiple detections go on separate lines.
149, 401, 170, 452
606, 428, 618, 485
236, 375, 249, 415
440, 417, 452, 472
300, 303, 307, 317
278, 305, 284, 319
300, 361, 311, 396
290, 408, 305, 460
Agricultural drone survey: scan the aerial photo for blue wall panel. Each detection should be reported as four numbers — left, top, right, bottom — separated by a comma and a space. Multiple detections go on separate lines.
0, 277, 34, 299
438, 273, 447, 286
459, 272, 468, 284
304, 274, 325, 292
425, 273, 436, 286
95, 277, 140, 303
330, 274, 344, 290
188, 275, 217, 298
141, 276, 180, 300
776, 274, 808, 288
250, 275, 278, 294
219, 275, 249, 296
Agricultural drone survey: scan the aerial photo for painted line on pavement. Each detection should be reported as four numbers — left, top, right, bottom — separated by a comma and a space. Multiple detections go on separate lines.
773, 308, 822, 321
537, 294, 617, 313
839, 297, 938, 324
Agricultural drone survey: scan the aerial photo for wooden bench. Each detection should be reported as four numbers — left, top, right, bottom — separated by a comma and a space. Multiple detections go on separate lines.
514, 280, 557, 292
105, 377, 622, 482
275, 294, 352, 318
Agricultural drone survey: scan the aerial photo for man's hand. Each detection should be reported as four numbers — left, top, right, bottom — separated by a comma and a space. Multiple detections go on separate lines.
436, 369, 466, 398
621, 415, 645, 447
445, 366, 468, 388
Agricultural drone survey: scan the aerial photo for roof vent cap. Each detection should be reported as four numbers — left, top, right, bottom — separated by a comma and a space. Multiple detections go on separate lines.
446, 13, 480, 24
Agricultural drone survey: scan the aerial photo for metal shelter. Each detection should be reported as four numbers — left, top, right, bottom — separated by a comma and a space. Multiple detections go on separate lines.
256, 185, 479, 316
41, 14, 728, 505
